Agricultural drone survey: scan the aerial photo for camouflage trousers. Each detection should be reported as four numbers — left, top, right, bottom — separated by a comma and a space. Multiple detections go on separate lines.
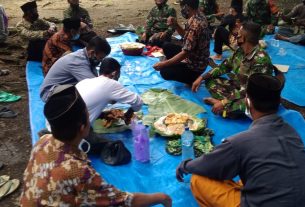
206, 77, 246, 119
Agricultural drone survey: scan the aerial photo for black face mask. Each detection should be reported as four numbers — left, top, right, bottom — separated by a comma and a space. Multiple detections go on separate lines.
89, 55, 101, 68
31, 13, 39, 21
181, 5, 190, 19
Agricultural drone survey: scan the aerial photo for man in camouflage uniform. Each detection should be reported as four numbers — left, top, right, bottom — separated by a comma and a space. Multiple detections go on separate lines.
16, 1, 56, 61
246, 0, 279, 35
20, 85, 172, 207
142, 0, 176, 46
275, 0, 305, 45
64, 0, 96, 45
192, 22, 282, 119
64, 0, 92, 28
199, 0, 222, 24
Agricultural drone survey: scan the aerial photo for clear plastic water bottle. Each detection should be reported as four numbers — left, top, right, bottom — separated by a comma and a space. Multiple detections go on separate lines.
133, 121, 150, 162
181, 127, 194, 161
181, 127, 194, 183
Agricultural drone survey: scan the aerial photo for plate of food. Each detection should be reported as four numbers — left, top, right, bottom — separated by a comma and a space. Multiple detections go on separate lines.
153, 113, 205, 137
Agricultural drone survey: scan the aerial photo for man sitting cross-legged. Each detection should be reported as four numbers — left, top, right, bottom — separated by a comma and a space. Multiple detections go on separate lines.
20, 85, 172, 207
177, 73, 305, 207
192, 21, 283, 119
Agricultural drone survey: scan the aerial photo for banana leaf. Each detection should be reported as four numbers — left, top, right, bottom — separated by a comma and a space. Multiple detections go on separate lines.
141, 89, 206, 126
93, 119, 130, 134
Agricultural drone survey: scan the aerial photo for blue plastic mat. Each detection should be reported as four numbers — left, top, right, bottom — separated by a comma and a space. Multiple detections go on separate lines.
26, 32, 305, 207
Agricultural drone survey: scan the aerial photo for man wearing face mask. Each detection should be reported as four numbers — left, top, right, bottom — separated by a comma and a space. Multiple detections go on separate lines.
76, 57, 143, 125
40, 36, 111, 102
63, 0, 97, 45
153, 0, 210, 86
192, 22, 282, 119
42, 18, 82, 76
141, 0, 176, 46
16, 1, 57, 61
176, 73, 305, 207
21, 85, 172, 207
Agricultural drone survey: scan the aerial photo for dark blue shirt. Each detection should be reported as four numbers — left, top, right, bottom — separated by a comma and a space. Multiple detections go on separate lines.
186, 114, 305, 207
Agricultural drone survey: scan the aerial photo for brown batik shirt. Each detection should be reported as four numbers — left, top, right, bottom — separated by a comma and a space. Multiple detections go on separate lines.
182, 11, 210, 73
42, 29, 72, 76
20, 134, 133, 207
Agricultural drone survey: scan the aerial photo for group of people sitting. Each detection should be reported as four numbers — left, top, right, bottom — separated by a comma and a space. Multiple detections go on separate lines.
1, 0, 303, 206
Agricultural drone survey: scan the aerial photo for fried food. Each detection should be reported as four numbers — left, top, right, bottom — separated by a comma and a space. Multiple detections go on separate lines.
102, 109, 125, 128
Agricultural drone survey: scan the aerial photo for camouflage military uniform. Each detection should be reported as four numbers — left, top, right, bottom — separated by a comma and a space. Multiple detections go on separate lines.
206, 46, 274, 118
199, 0, 219, 23
63, 6, 92, 28
145, 4, 176, 39
20, 135, 133, 206
16, 18, 55, 47
246, 0, 279, 35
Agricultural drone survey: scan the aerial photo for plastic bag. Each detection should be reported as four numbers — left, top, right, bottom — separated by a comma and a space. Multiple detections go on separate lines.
100, 140, 132, 166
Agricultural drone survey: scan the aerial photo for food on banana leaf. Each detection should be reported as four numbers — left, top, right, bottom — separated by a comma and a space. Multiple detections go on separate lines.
153, 113, 204, 136
120, 42, 145, 50
101, 109, 125, 128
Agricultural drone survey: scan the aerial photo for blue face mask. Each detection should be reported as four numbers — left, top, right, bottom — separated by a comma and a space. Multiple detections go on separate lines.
72, 33, 80, 40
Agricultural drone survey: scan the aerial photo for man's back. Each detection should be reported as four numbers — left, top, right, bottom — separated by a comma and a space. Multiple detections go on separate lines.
230, 114, 305, 206
40, 48, 95, 102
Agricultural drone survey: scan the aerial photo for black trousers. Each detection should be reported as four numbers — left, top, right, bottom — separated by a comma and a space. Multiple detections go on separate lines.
160, 43, 201, 85
27, 39, 47, 61
214, 26, 230, 55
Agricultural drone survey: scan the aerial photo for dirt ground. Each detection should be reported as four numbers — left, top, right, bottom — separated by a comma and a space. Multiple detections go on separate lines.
0, 0, 304, 206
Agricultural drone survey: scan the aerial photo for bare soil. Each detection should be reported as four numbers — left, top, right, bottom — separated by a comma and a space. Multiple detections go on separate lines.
0, 0, 303, 206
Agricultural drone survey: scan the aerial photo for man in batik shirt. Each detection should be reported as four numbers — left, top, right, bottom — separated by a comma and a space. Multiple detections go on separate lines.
42, 18, 81, 76
142, 0, 176, 46
154, 0, 210, 85
20, 85, 172, 207
192, 22, 283, 119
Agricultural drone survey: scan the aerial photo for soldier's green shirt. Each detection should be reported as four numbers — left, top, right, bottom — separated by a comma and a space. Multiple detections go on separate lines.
199, 0, 219, 22
207, 46, 274, 103
63, 6, 92, 27
246, 0, 277, 25
145, 4, 176, 37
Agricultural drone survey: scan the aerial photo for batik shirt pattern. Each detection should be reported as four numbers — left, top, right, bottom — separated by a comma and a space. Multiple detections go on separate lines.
20, 135, 133, 207
183, 12, 210, 72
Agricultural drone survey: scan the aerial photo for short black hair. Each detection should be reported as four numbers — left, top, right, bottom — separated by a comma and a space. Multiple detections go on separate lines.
242, 21, 261, 45
180, 0, 199, 9
246, 73, 283, 113
44, 85, 88, 142
62, 18, 81, 32
99, 57, 121, 75
87, 36, 111, 55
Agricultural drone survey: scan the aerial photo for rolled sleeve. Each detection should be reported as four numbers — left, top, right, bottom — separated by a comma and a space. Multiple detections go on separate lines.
111, 82, 143, 112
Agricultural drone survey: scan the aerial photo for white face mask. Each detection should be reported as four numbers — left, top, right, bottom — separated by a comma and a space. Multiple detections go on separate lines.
245, 98, 253, 120
78, 139, 91, 153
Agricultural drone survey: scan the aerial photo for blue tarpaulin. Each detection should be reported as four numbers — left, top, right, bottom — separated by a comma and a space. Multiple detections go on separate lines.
26, 33, 305, 206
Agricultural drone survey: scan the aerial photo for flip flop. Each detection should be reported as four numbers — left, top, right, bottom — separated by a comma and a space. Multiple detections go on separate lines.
0, 179, 20, 200
0, 175, 10, 187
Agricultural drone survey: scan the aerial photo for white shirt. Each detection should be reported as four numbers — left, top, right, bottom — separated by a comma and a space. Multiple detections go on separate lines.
76, 76, 143, 124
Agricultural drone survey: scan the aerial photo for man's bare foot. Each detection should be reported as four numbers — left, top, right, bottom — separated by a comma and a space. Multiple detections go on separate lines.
203, 97, 219, 105
210, 54, 222, 61
275, 34, 288, 41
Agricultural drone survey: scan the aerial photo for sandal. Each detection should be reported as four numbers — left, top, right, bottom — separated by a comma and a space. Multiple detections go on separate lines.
0, 69, 9, 76
0, 106, 18, 118
0, 179, 20, 200
0, 175, 10, 187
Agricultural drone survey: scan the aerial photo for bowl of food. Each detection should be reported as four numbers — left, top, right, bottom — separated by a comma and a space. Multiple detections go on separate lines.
120, 42, 145, 56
